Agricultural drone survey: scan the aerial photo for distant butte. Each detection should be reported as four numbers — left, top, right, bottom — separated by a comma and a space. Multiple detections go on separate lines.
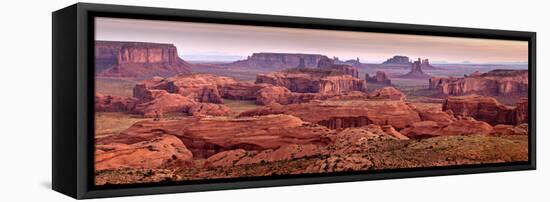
398, 58, 432, 79
228, 52, 329, 69
382, 55, 410, 65
95, 41, 192, 77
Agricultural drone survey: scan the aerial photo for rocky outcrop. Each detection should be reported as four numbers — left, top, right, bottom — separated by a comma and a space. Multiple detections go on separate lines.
398, 58, 431, 79
219, 82, 270, 100
239, 100, 421, 130
399, 119, 494, 139
367, 87, 405, 101
413, 105, 456, 126
255, 69, 367, 94
132, 76, 169, 102
317, 57, 360, 78
95, 135, 193, 171
255, 86, 366, 105
490, 124, 528, 136
203, 124, 409, 168
204, 149, 249, 168
255, 86, 295, 105
340, 58, 363, 67
95, 41, 192, 77
515, 97, 529, 124
188, 103, 232, 117
95, 93, 137, 112
133, 93, 195, 117
365, 71, 391, 85
419, 58, 436, 69
97, 134, 528, 184
429, 69, 528, 96
229, 52, 330, 69
133, 73, 237, 104
97, 115, 333, 158
442, 95, 520, 125
235, 144, 322, 166
197, 85, 224, 103
382, 55, 410, 65
323, 64, 360, 78
133, 93, 230, 117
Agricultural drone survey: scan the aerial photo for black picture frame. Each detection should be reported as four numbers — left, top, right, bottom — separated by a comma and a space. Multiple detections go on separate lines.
52, 2, 536, 199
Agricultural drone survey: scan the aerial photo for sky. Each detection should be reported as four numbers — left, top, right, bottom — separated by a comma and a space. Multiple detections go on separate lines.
95, 17, 528, 64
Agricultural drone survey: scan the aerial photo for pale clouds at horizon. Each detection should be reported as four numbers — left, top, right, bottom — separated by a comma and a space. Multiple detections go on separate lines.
95, 17, 528, 63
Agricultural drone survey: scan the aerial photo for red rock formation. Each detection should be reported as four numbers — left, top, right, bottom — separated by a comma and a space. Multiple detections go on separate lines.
95, 41, 192, 77
188, 103, 232, 117
95, 135, 193, 171
255, 86, 293, 105
398, 58, 431, 79
235, 144, 321, 166
133, 73, 236, 104
197, 85, 223, 103
414, 106, 456, 126
97, 115, 333, 158
239, 100, 421, 130
255, 86, 368, 105
204, 144, 323, 168
490, 124, 528, 136
365, 71, 391, 85
429, 69, 528, 96
333, 125, 404, 149
133, 93, 195, 117
327, 65, 360, 78
255, 69, 367, 94
367, 87, 405, 101
204, 124, 411, 168
95, 93, 137, 112
515, 97, 529, 124
400, 119, 493, 139
132, 76, 168, 102
132, 93, 230, 117
204, 149, 248, 168
316, 58, 359, 78
380, 125, 410, 140
229, 52, 330, 69
219, 82, 270, 100
442, 95, 517, 125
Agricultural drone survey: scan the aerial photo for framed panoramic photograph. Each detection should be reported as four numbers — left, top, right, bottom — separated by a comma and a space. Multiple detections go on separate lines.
52, 3, 536, 199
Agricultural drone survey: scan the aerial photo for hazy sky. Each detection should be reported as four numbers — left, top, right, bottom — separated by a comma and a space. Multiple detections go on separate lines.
95, 17, 528, 63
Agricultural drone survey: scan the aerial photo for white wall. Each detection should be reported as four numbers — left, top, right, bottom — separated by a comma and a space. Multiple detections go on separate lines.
0, 0, 547, 201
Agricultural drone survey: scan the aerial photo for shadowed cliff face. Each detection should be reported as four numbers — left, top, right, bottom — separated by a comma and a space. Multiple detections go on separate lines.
442, 95, 528, 125
95, 41, 192, 77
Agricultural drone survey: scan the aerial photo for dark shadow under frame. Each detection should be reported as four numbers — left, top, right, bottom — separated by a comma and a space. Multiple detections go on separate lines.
52, 2, 536, 199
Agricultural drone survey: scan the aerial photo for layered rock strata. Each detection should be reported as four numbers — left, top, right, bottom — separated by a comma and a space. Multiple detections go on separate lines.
95, 41, 192, 77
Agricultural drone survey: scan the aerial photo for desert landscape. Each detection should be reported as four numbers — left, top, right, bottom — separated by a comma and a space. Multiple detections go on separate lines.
94, 19, 529, 186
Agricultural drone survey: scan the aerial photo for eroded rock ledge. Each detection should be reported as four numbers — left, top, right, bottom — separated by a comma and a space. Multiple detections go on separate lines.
429, 69, 528, 96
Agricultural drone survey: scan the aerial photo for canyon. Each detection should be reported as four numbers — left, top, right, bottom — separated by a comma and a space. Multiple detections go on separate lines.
94, 47, 530, 185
